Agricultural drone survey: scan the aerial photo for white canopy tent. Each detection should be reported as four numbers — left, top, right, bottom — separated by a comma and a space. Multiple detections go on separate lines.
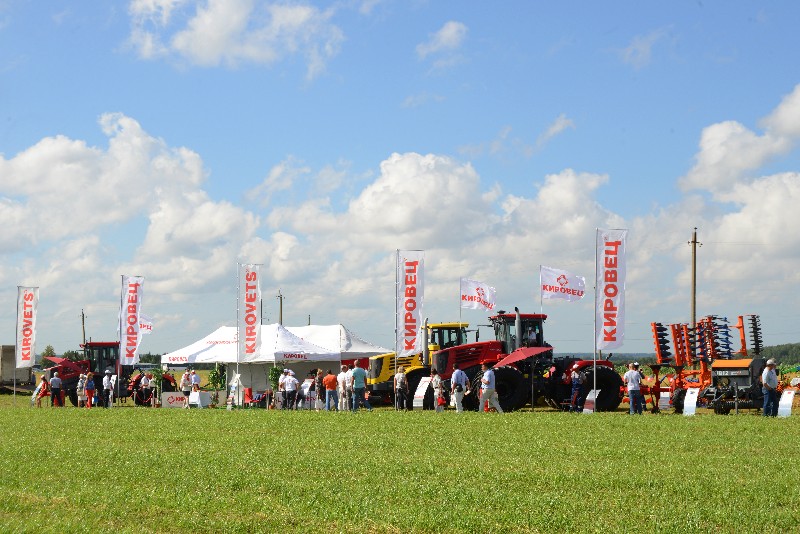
286, 324, 390, 360
160, 324, 340, 394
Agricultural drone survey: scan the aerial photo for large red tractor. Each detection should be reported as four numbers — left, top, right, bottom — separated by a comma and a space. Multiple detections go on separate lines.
427, 308, 623, 412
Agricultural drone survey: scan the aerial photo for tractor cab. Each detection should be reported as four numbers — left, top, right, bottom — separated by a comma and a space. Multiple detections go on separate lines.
428, 323, 468, 351
82, 341, 121, 375
490, 311, 546, 353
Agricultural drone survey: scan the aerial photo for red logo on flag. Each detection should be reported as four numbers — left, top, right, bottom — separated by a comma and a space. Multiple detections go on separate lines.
557, 274, 568, 287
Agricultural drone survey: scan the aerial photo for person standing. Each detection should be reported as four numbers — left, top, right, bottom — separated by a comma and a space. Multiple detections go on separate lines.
278, 369, 288, 409
35, 375, 50, 408
350, 361, 371, 412
179, 371, 191, 408
76, 373, 87, 408
314, 369, 325, 411
337, 365, 348, 411
190, 369, 201, 390
624, 362, 644, 415
451, 363, 469, 413
102, 369, 114, 408
49, 372, 62, 407
394, 366, 409, 411
569, 364, 584, 412
84, 372, 96, 409
323, 369, 338, 411
430, 369, 444, 413
140, 372, 151, 406
345, 364, 355, 411
479, 362, 503, 413
284, 370, 299, 410
762, 358, 779, 417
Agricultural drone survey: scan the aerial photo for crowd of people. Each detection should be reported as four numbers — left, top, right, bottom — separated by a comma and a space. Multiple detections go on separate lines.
274, 361, 373, 412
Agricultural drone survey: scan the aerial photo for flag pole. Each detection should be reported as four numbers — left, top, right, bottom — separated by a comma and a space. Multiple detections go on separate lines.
539, 266, 543, 315
394, 250, 399, 409
593, 230, 598, 406
13, 287, 19, 407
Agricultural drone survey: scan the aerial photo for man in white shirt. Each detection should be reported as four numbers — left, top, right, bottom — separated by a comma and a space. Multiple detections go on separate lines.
344, 364, 355, 411
479, 362, 503, 413
278, 369, 288, 409
283, 371, 299, 410
49, 372, 63, 407
394, 366, 409, 411
140, 373, 150, 406
761, 359, 779, 417
190, 369, 201, 390
102, 370, 113, 408
623, 362, 644, 415
451, 363, 469, 413
337, 365, 348, 411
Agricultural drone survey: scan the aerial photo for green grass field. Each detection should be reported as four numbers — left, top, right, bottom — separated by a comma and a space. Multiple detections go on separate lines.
1, 394, 798, 533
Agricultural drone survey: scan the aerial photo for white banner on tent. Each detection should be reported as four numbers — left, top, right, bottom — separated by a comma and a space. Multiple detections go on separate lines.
119, 275, 145, 366
460, 278, 496, 311
16, 286, 39, 368
595, 229, 627, 351
540, 266, 586, 302
238, 264, 262, 361
396, 250, 424, 358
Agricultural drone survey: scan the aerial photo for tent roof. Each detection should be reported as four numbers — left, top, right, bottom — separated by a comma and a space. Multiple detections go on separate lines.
161, 324, 339, 365
286, 324, 389, 359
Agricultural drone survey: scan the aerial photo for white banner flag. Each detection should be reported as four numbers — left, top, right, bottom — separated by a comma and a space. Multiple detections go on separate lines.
460, 278, 496, 311
596, 229, 627, 350
238, 264, 262, 361
120, 275, 145, 366
540, 266, 586, 302
139, 313, 153, 335
397, 250, 424, 358
136, 313, 153, 351
16, 286, 39, 368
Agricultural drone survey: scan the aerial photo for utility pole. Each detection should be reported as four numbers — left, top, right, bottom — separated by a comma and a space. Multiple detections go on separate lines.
81, 309, 87, 347
689, 228, 702, 329
276, 289, 284, 325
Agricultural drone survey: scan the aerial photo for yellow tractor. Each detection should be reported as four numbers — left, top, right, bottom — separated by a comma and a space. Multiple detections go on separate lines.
367, 322, 469, 407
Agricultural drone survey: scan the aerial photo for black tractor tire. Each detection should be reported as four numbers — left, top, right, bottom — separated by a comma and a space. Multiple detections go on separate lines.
405, 369, 429, 410
580, 365, 623, 412
493, 366, 528, 412
462, 367, 528, 412
672, 388, 686, 414
68, 388, 79, 407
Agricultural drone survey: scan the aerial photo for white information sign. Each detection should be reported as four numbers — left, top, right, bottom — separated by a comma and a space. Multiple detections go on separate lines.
777, 389, 795, 418
189, 391, 211, 408
583, 390, 600, 414
413, 376, 432, 410
162, 392, 188, 408
658, 392, 671, 412
683, 388, 699, 416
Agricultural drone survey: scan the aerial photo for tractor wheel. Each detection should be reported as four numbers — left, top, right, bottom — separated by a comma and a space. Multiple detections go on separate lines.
493, 366, 528, 412
405, 370, 429, 410
580, 365, 623, 412
461, 373, 484, 411
672, 388, 686, 414
68, 388, 78, 407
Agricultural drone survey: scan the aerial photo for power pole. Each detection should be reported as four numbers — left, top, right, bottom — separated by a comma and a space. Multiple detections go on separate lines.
689, 228, 702, 329
81, 309, 87, 346
276, 289, 284, 325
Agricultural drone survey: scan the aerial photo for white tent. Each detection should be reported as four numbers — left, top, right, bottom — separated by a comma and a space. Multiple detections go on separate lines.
161, 323, 338, 365
161, 324, 341, 397
286, 324, 390, 360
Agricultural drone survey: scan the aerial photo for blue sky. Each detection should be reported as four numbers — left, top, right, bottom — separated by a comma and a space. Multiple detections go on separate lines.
2, 1, 800, 356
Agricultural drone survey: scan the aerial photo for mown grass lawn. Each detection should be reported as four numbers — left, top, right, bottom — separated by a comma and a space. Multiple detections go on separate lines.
0, 396, 798, 533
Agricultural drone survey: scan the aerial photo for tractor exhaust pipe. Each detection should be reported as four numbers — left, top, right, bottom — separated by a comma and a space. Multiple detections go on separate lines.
515, 307, 522, 352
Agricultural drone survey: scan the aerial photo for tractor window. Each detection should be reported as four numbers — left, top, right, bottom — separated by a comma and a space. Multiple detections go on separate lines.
440, 328, 463, 349
523, 321, 543, 347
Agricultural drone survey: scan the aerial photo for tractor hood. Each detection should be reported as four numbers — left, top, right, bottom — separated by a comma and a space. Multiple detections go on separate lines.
493, 346, 551, 368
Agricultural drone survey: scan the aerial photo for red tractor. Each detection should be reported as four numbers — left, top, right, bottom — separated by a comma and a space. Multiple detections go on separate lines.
44, 341, 175, 406
428, 308, 623, 412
